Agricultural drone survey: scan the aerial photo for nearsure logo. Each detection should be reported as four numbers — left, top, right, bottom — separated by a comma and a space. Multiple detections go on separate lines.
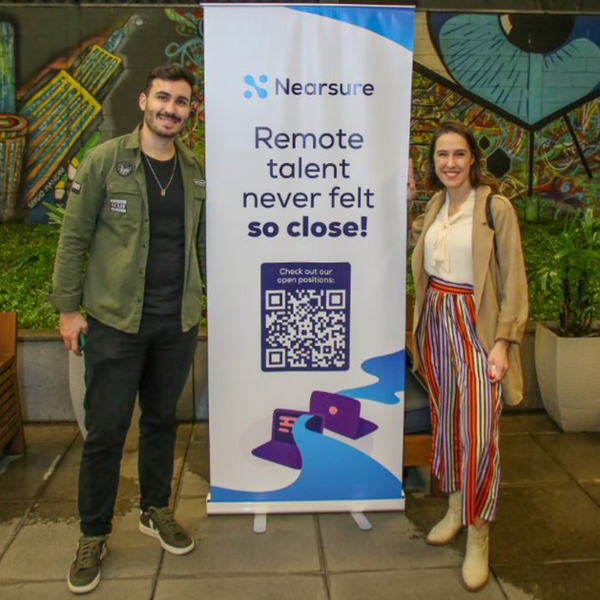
244, 74, 269, 99
243, 74, 375, 99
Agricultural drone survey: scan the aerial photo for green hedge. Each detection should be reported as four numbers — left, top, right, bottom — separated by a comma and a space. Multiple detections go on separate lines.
0, 224, 60, 329
521, 221, 563, 322
1, 222, 561, 329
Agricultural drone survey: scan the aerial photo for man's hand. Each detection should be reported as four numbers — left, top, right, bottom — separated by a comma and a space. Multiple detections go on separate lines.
487, 340, 510, 383
59, 312, 88, 356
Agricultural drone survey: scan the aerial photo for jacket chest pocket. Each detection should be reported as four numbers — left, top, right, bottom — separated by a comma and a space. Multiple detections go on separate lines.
104, 180, 143, 227
193, 184, 206, 206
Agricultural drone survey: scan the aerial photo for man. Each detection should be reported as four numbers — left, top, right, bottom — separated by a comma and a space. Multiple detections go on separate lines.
49, 64, 206, 595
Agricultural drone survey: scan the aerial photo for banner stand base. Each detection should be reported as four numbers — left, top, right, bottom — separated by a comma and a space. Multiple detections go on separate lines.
253, 513, 267, 534
251, 511, 372, 534
207, 496, 405, 515
350, 512, 372, 531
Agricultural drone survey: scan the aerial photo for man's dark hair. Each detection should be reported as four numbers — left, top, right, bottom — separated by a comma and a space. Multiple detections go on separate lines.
144, 64, 196, 96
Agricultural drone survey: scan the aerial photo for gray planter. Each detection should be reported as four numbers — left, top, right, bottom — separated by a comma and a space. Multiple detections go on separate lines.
17, 330, 208, 424
535, 322, 600, 432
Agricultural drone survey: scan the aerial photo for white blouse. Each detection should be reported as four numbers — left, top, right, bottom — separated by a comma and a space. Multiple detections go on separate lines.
423, 190, 475, 285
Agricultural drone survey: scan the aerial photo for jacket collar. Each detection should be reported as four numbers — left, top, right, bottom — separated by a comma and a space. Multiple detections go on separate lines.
125, 124, 196, 165
419, 185, 495, 314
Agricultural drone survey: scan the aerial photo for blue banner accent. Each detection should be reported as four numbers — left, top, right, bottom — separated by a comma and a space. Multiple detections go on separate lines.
287, 6, 414, 51
337, 349, 405, 405
211, 415, 403, 502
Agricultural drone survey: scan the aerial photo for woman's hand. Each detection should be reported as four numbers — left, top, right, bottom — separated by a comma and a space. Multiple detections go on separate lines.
407, 158, 417, 205
487, 340, 510, 383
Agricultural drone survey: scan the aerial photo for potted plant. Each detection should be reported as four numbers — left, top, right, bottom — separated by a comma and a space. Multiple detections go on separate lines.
534, 205, 600, 432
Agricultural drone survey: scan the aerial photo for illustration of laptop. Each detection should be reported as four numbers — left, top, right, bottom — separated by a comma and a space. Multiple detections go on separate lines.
252, 408, 323, 469
309, 391, 378, 439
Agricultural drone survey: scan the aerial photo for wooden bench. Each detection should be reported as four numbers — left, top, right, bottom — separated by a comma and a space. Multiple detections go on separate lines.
0, 312, 26, 456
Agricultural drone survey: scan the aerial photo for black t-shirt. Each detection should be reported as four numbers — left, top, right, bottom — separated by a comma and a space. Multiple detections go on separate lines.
141, 152, 185, 316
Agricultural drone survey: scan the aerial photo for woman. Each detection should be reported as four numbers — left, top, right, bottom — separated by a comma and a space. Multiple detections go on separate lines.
408, 121, 528, 591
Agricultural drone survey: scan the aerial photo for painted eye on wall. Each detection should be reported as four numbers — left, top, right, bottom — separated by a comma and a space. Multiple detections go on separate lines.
428, 13, 600, 127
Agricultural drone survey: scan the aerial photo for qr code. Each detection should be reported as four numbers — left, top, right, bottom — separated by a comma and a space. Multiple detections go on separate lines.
261, 263, 350, 371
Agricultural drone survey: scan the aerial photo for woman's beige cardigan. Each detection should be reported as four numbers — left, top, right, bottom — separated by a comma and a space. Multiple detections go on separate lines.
410, 185, 529, 406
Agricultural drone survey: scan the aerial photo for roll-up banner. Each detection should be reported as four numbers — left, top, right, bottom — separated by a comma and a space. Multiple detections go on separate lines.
204, 4, 415, 514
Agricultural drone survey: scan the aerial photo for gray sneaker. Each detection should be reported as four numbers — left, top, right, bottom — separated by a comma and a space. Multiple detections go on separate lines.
67, 535, 108, 594
139, 506, 194, 555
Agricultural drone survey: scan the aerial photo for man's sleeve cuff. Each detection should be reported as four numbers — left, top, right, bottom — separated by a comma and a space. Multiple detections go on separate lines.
47, 293, 81, 314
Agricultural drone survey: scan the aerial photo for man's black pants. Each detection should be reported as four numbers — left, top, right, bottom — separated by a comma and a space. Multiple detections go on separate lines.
78, 314, 198, 536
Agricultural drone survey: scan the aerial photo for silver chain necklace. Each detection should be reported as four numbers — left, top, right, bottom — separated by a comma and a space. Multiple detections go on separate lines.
142, 151, 178, 197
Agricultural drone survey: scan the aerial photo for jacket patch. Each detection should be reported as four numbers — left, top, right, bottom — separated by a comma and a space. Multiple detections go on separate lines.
71, 181, 82, 194
116, 161, 133, 177
110, 199, 127, 213
194, 179, 206, 187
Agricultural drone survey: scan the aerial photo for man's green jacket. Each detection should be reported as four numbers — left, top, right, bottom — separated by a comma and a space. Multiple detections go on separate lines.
49, 126, 206, 334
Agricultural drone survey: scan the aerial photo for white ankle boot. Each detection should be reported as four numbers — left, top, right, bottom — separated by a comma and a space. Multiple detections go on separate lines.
462, 523, 490, 591
426, 491, 463, 545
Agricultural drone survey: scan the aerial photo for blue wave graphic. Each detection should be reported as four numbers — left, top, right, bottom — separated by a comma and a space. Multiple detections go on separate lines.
211, 415, 403, 502
287, 6, 414, 51
337, 350, 405, 405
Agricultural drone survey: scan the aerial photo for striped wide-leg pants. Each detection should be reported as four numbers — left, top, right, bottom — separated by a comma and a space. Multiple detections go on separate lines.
416, 277, 503, 525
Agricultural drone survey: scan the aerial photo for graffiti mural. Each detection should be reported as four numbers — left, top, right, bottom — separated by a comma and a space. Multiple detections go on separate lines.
19, 47, 123, 211
411, 12, 599, 214
13, 16, 149, 222
0, 8, 597, 223
0, 8, 206, 223
164, 8, 205, 160
0, 22, 28, 223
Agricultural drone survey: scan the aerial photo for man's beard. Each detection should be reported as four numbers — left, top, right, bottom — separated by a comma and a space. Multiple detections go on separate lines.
145, 111, 185, 138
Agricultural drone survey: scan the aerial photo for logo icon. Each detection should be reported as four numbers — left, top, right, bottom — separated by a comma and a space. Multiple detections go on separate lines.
116, 161, 133, 177
244, 74, 268, 99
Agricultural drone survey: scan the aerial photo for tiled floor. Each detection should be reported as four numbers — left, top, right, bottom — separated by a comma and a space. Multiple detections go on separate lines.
0, 413, 599, 600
